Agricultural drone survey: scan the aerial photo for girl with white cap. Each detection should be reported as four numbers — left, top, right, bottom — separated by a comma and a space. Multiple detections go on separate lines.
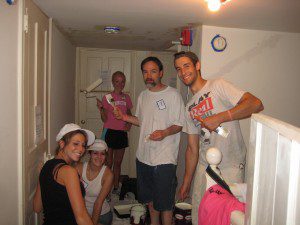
76, 139, 114, 225
33, 123, 95, 225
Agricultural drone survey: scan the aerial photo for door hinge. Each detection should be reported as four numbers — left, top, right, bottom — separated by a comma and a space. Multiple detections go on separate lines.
24, 13, 28, 33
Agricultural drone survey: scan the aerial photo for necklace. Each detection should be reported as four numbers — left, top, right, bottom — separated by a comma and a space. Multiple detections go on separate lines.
87, 163, 102, 181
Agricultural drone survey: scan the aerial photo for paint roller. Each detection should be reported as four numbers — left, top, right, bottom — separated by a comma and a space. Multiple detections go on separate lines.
85, 78, 103, 93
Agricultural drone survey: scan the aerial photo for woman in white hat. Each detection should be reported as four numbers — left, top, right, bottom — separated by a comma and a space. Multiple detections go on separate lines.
76, 139, 114, 225
33, 123, 95, 225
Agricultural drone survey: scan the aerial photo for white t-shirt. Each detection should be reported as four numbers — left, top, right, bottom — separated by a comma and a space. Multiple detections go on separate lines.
82, 163, 111, 216
135, 86, 185, 166
184, 78, 247, 225
184, 78, 246, 169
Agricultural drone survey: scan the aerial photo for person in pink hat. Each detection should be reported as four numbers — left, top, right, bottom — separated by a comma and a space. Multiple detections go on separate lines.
33, 123, 95, 225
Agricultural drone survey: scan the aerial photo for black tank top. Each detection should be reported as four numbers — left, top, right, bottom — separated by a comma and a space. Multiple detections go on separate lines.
39, 158, 85, 225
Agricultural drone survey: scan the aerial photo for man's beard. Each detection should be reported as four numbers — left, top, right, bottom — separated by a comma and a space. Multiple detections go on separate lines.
145, 78, 157, 88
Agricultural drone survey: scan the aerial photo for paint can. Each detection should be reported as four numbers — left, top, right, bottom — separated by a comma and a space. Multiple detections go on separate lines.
174, 202, 192, 225
130, 204, 146, 225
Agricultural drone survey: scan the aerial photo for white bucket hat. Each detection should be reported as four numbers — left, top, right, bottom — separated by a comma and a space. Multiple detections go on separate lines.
88, 139, 108, 152
56, 123, 95, 146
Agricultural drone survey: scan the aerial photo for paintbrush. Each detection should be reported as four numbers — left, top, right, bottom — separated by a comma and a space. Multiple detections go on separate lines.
105, 94, 115, 107
196, 117, 229, 138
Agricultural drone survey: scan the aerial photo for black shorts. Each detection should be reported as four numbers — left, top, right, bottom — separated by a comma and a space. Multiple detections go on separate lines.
136, 159, 177, 211
105, 129, 128, 149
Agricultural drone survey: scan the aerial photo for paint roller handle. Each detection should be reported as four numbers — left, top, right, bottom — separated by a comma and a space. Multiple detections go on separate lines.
96, 98, 103, 110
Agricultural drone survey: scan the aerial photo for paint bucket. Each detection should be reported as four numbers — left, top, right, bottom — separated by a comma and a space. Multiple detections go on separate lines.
130, 204, 146, 225
174, 202, 192, 225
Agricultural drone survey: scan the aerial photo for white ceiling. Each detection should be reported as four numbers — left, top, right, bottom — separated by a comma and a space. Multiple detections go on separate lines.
33, 0, 300, 51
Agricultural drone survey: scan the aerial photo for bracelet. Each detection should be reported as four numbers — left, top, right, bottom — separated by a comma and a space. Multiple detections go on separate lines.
227, 110, 233, 121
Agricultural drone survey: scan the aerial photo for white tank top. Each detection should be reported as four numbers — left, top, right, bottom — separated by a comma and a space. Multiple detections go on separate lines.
82, 162, 111, 215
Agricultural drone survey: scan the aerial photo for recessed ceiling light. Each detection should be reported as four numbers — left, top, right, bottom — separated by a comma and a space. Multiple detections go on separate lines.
104, 26, 120, 34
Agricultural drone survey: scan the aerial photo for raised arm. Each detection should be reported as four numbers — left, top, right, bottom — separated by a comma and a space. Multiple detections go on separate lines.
179, 134, 199, 200
113, 107, 140, 126
124, 108, 133, 131
97, 98, 108, 123
202, 92, 264, 132
60, 166, 93, 225
91, 168, 113, 224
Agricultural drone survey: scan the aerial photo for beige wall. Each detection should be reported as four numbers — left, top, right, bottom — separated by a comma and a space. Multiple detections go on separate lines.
0, 2, 22, 224
200, 25, 300, 146
49, 24, 76, 153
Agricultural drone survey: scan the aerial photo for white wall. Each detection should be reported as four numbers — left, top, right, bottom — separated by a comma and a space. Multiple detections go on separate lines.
200, 25, 300, 146
0, 2, 22, 225
49, 25, 76, 153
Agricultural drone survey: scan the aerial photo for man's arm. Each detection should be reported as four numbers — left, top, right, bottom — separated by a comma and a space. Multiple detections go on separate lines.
149, 125, 182, 141
202, 92, 264, 131
179, 134, 199, 200
113, 107, 140, 126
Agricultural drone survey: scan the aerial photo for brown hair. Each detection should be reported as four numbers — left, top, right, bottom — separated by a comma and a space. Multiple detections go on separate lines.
55, 130, 88, 155
173, 51, 199, 67
112, 71, 126, 82
141, 56, 163, 72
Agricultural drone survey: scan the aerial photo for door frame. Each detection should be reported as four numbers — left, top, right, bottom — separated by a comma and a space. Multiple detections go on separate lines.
18, 0, 24, 224
20, 0, 52, 224
75, 47, 133, 125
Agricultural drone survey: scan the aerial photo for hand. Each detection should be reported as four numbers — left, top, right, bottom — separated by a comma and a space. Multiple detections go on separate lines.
96, 98, 103, 111
149, 130, 167, 141
113, 106, 124, 120
178, 182, 190, 201
124, 122, 132, 131
200, 115, 222, 132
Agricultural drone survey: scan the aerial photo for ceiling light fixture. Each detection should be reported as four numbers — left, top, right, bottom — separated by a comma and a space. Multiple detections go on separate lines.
104, 26, 120, 34
205, 0, 229, 12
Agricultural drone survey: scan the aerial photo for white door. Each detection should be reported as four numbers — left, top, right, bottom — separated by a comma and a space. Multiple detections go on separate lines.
23, 0, 49, 224
76, 48, 131, 172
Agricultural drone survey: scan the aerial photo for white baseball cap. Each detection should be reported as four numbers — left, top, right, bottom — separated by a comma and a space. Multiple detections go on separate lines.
56, 123, 95, 146
88, 139, 108, 152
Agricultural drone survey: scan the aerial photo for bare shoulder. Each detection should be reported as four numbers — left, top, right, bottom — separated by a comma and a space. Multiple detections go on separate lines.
55, 164, 79, 185
75, 162, 83, 175
59, 164, 79, 178
104, 166, 113, 178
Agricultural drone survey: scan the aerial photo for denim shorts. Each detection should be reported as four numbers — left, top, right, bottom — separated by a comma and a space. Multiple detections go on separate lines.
136, 159, 177, 211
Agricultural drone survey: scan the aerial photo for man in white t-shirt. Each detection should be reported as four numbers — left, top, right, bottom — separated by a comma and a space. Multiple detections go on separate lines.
114, 56, 185, 225
173, 51, 264, 224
